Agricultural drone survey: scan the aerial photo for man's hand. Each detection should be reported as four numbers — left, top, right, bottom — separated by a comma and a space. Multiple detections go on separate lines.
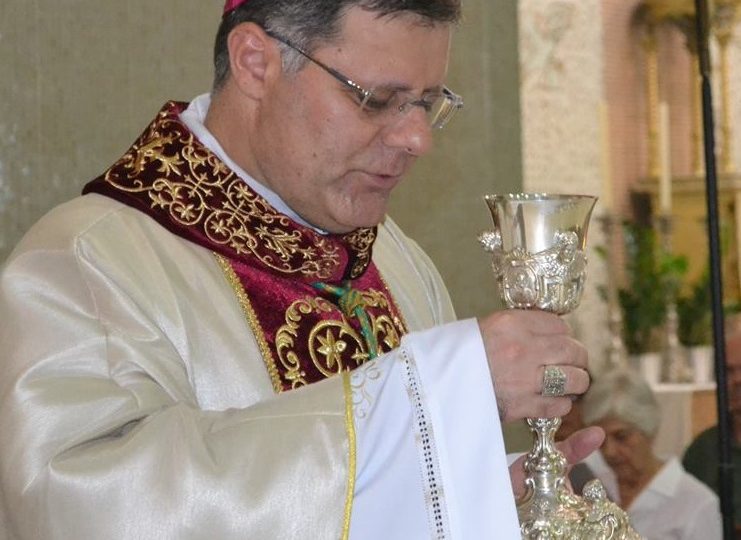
478, 310, 590, 422
509, 426, 605, 499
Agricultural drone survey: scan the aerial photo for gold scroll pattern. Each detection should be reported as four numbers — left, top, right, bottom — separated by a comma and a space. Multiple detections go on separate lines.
276, 292, 404, 389
342, 228, 377, 279
100, 105, 376, 281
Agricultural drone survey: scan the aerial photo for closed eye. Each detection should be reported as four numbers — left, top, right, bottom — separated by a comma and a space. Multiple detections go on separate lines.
359, 89, 397, 113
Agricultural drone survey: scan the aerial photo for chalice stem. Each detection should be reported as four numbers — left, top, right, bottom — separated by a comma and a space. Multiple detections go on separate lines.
518, 417, 568, 523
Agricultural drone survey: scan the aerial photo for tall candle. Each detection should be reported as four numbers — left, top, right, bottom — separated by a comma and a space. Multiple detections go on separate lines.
658, 102, 672, 214
600, 102, 614, 214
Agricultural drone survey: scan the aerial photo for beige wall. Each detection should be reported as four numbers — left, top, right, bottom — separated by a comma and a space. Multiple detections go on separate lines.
0, 2, 217, 260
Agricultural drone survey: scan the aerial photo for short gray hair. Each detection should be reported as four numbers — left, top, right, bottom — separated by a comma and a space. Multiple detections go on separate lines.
212, 0, 462, 91
582, 369, 660, 438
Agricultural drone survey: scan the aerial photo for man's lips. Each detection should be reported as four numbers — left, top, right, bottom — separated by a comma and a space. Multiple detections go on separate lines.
359, 170, 403, 189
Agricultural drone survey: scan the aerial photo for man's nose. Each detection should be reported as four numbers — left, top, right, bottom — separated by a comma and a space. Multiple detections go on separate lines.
381, 105, 434, 157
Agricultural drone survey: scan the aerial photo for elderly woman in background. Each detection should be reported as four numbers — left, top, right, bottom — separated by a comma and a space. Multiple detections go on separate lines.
582, 369, 721, 539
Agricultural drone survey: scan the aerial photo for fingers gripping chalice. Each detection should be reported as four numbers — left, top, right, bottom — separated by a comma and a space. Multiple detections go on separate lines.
479, 194, 639, 539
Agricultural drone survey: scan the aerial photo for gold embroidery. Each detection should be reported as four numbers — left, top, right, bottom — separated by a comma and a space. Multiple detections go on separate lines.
315, 326, 349, 367
214, 253, 283, 394
105, 115, 344, 280
275, 297, 329, 388
310, 320, 368, 375
378, 272, 409, 335
276, 290, 403, 389
342, 371, 356, 540
343, 228, 376, 279
375, 315, 402, 350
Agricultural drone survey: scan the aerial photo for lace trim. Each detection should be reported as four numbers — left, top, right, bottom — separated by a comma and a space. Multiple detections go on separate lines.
399, 346, 450, 539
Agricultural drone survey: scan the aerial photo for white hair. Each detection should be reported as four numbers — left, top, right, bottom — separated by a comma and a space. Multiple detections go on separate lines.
582, 368, 660, 438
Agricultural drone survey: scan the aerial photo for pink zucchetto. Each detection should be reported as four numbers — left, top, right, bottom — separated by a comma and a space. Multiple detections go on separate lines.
223, 0, 248, 15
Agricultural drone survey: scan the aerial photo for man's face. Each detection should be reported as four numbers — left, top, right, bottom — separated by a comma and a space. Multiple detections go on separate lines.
251, 8, 452, 233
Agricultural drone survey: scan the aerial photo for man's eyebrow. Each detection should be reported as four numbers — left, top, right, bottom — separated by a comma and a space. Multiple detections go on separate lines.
370, 82, 445, 94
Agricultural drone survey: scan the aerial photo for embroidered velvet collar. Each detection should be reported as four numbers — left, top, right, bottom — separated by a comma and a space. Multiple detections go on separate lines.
83, 101, 377, 284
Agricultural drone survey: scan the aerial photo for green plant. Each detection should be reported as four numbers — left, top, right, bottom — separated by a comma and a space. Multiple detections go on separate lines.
675, 220, 738, 347
677, 268, 712, 347
603, 221, 688, 355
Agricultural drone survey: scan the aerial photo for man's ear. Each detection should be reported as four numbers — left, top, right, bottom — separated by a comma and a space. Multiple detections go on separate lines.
227, 22, 282, 99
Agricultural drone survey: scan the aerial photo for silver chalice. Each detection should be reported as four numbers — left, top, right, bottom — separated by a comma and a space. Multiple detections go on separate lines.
480, 193, 640, 539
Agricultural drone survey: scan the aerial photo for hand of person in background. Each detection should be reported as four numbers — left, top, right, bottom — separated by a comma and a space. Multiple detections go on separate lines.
478, 309, 591, 422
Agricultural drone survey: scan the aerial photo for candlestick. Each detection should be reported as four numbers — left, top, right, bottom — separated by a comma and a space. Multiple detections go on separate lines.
600, 102, 614, 214
658, 102, 672, 214
598, 214, 629, 369
657, 215, 692, 383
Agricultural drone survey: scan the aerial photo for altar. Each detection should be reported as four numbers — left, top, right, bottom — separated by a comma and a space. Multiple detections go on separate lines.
651, 382, 718, 458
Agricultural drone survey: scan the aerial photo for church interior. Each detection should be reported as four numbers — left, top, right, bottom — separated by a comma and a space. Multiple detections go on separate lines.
2, 0, 741, 536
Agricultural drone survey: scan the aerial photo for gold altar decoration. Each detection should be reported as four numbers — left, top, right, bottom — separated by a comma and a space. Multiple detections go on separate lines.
635, 0, 741, 315
641, 0, 741, 177
714, 0, 741, 174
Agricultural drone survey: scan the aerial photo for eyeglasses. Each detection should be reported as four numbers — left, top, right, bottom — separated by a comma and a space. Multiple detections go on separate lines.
266, 31, 463, 130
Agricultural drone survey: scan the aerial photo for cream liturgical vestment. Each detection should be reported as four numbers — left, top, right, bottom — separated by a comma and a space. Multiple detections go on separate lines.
0, 96, 519, 539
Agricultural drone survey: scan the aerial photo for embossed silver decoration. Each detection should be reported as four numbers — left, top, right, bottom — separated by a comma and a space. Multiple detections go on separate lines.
479, 194, 591, 315
480, 193, 640, 539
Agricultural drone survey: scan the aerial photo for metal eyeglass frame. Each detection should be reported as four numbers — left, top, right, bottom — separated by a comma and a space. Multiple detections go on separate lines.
265, 30, 463, 130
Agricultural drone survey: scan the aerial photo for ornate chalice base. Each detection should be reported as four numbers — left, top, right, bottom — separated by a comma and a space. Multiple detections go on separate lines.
516, 418, 640, 539
481, 194, 640, 539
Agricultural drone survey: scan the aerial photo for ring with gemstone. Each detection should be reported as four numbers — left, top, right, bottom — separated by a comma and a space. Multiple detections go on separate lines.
542, 365, 567, 397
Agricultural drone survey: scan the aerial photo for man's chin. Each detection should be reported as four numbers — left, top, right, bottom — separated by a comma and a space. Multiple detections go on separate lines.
334, 217, 385, 234
334, 206, 388, 233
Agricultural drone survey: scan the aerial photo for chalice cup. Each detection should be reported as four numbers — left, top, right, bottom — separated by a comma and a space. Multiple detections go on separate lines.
480, 193, 639, 539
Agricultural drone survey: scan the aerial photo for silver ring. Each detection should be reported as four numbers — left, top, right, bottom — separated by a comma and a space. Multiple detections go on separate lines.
542, 365, 567, 397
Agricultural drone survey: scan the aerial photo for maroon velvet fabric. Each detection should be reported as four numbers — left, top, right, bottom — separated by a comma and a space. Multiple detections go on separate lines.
83, 101, 407, 391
